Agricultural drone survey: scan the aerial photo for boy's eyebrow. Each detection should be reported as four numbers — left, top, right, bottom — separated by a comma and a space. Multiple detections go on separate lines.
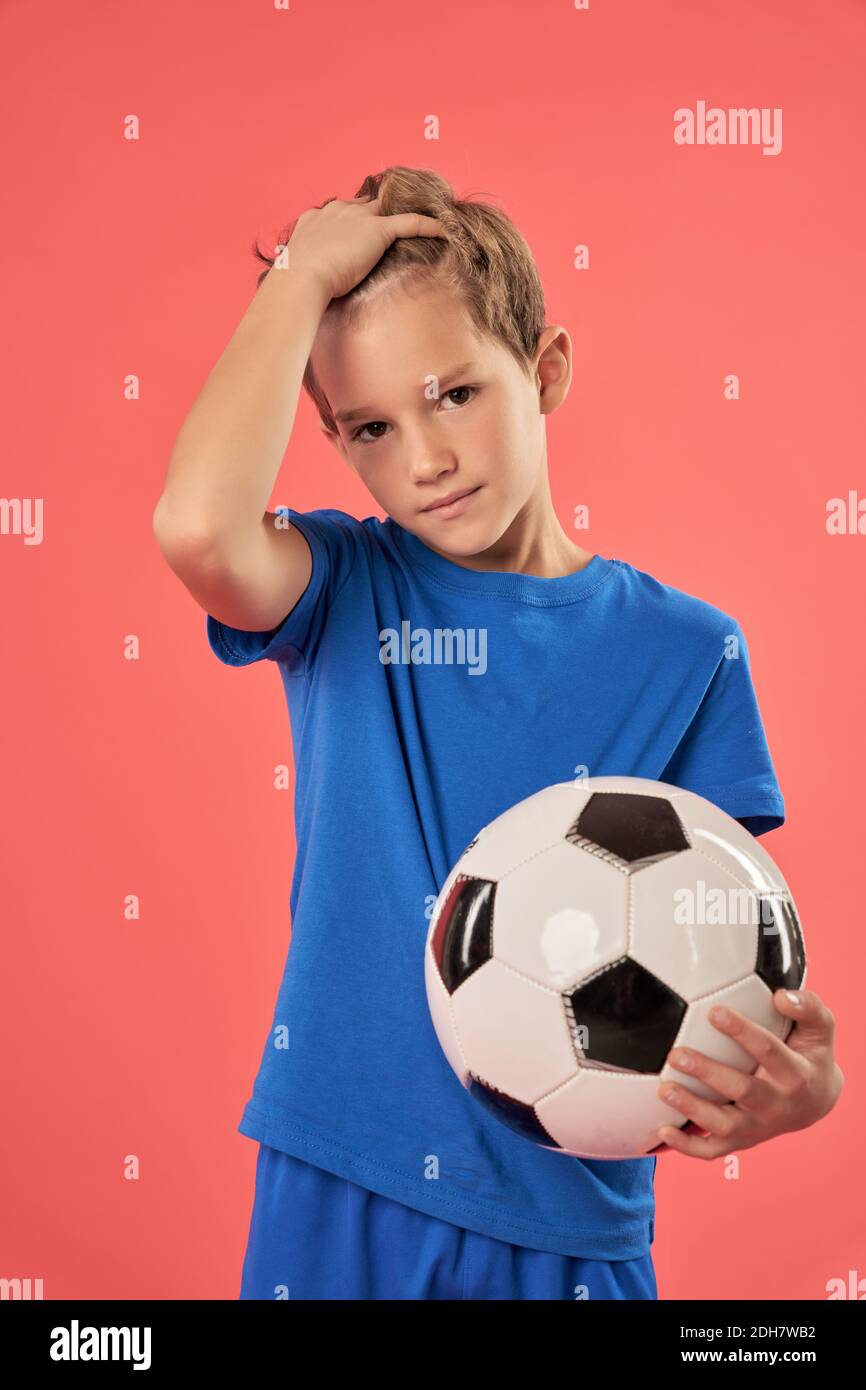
335, 362, 480, 424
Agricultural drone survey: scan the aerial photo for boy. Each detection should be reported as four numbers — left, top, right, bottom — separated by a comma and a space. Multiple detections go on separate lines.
153, 167, 843, 1301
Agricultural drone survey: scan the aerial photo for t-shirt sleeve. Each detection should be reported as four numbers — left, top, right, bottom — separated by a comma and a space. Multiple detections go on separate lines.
205, 507, 359, 671
659, 619, 786, 837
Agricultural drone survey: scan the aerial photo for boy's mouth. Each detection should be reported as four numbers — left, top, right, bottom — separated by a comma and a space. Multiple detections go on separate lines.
421, 486, 482, 518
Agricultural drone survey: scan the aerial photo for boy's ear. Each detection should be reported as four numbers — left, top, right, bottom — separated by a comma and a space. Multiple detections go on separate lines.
534, 325, 572, 416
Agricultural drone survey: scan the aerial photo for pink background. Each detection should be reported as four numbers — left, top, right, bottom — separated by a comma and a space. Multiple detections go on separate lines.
1, 0, 863, 1300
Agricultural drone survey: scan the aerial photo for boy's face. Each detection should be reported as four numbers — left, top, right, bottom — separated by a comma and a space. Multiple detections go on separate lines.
311, 277, 571, 562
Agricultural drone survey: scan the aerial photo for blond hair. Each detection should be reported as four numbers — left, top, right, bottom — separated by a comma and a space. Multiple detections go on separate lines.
252, 166, 547, 435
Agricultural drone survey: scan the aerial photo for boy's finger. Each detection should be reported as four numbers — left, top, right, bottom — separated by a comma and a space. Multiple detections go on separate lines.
773, 988, 836, 1050
649, 1120, 705, 1153
383, 212, 448, 239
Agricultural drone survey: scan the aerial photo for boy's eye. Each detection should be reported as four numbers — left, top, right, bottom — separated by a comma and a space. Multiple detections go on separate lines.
440, 385, 475, 408
351, 385, 477, 444
352, 420, 389, 443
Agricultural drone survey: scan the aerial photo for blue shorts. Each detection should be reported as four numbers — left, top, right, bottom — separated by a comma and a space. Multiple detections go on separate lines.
239, 1143, 658, 1301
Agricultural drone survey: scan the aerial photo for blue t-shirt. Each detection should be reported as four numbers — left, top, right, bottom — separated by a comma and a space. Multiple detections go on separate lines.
206, 508, 785, 1260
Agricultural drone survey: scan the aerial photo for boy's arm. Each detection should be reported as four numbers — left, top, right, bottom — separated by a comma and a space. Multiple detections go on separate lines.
152, 196, 446, 635
152, 264, 331, 632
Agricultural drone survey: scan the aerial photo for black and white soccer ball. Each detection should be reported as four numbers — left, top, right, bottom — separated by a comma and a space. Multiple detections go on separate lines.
425, 776, 806, 1159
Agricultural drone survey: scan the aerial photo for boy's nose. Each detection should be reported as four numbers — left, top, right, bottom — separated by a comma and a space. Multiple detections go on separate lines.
405, 448, 458, 486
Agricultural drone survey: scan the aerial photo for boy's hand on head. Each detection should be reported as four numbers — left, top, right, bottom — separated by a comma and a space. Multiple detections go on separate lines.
652, 988, 844, 1159
285, 194, 448, 302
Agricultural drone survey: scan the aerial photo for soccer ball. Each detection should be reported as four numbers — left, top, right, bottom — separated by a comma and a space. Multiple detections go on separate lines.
424, 776, 806, 1159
